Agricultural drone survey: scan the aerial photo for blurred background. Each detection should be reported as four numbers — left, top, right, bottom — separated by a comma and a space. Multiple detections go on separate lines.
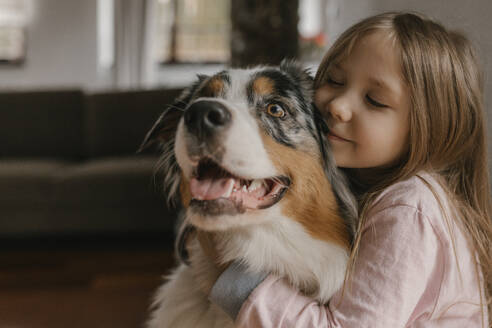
0, 0, 490, 327
1, 0, 490, 92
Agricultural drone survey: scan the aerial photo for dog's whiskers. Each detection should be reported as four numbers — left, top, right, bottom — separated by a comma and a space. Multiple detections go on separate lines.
272, 176, 289, 187
167, 104, 185, 112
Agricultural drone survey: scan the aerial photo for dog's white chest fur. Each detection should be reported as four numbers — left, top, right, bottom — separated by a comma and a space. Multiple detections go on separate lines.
147, 263, 233, 328
147, 213, 349, 328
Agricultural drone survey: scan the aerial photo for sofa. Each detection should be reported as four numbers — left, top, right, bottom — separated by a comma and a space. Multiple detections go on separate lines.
0, 88, 183, 240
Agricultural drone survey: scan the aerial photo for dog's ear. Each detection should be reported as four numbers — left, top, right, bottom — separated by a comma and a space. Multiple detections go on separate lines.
138, 75, 208, 153
279, 58, 313, 82
279, 59, 314, 100
138, 105, 183, 153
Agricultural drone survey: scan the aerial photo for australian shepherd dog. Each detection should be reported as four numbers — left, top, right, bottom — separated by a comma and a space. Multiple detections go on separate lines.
141, 61, 357, 328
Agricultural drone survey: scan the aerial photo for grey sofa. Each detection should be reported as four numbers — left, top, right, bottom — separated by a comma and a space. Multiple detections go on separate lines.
0, 88, 182, 239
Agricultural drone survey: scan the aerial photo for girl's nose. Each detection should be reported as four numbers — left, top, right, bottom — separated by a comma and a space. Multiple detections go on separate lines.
328, 95, 353, 122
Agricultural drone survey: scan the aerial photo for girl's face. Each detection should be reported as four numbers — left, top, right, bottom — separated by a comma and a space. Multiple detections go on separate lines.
315, 31, 411, 168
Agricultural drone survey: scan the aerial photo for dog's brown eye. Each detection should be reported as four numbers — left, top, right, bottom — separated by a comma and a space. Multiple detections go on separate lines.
267, 104, 285, 118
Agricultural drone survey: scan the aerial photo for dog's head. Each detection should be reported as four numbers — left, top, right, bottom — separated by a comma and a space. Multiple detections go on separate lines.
142, 60, 356, 254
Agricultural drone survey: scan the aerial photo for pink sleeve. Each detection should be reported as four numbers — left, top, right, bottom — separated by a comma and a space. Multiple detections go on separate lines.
236, 205, 442, 327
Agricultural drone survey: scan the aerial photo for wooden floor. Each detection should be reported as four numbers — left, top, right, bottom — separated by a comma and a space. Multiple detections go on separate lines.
0, 236, 177, 328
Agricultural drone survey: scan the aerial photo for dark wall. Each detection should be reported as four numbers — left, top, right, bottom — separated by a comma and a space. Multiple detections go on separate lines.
231, 0, 299, 67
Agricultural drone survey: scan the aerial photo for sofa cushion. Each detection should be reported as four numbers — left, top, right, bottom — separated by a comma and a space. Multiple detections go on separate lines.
0, 90, 84, 158
84, 88, 183, 158
0, 159, 70, 207
0, 156, 177, 236
52, 156, 165, 206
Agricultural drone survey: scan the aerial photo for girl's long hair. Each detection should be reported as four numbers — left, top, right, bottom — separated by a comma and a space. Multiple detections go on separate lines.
315, 12, 492, 326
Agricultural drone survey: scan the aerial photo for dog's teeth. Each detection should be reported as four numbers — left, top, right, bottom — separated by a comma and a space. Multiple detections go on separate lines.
242, 185, 247, 192
222, 179, 234, 198
248, 179, 262, 192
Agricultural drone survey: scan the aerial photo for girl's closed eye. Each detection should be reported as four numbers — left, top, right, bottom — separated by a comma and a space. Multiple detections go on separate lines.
366, 95, 388, 108
326, 74, 344, 86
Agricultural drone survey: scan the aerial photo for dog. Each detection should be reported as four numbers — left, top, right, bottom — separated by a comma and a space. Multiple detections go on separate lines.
141, 61, 357, 328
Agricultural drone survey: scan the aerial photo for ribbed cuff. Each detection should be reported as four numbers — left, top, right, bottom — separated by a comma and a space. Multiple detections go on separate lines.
209, 261, 268, 320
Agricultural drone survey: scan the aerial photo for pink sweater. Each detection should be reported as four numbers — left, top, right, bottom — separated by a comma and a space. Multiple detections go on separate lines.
211, 173, 488, 327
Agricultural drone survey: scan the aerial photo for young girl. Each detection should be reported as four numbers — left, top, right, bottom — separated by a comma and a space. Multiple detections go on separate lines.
204, 12, 492, 327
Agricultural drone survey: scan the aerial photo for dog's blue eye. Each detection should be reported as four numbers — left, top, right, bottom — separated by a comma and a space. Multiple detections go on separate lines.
267, 104, 285, 118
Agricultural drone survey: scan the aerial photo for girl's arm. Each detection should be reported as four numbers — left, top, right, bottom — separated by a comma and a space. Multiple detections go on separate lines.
210, 205, 442, 327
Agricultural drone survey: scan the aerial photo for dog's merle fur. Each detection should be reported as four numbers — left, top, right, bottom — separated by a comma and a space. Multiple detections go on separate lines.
142, 61, 356, 234
141, 60, 357, 328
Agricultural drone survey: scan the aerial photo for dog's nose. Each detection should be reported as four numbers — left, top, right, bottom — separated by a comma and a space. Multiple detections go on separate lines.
184, 100, 231, 137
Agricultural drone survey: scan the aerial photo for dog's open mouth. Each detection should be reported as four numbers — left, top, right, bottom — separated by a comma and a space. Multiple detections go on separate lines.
189, 158, 290, 212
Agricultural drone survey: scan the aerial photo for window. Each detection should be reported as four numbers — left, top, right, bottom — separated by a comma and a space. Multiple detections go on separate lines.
97, 0, 115, 71
154, 0, 231, 64
0, 0, 29, 64
298, 0, 326, 62
154, 0, 327, 66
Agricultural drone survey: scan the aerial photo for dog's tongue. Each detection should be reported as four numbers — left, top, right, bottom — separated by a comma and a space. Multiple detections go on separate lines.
189, 176, 272, 209
190, 177, 234, 201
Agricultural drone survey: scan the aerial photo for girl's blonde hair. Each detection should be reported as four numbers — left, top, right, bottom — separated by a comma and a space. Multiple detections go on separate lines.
315, 12, 492, 326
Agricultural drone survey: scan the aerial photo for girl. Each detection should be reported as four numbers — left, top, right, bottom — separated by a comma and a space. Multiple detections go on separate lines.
205, 12, 492, 327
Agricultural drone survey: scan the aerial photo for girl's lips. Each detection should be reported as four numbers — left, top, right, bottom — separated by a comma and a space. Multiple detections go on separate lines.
327, 130, 351, 142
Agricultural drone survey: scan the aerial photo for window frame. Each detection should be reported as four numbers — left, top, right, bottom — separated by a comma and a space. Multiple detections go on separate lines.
155, 0, 231, 66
